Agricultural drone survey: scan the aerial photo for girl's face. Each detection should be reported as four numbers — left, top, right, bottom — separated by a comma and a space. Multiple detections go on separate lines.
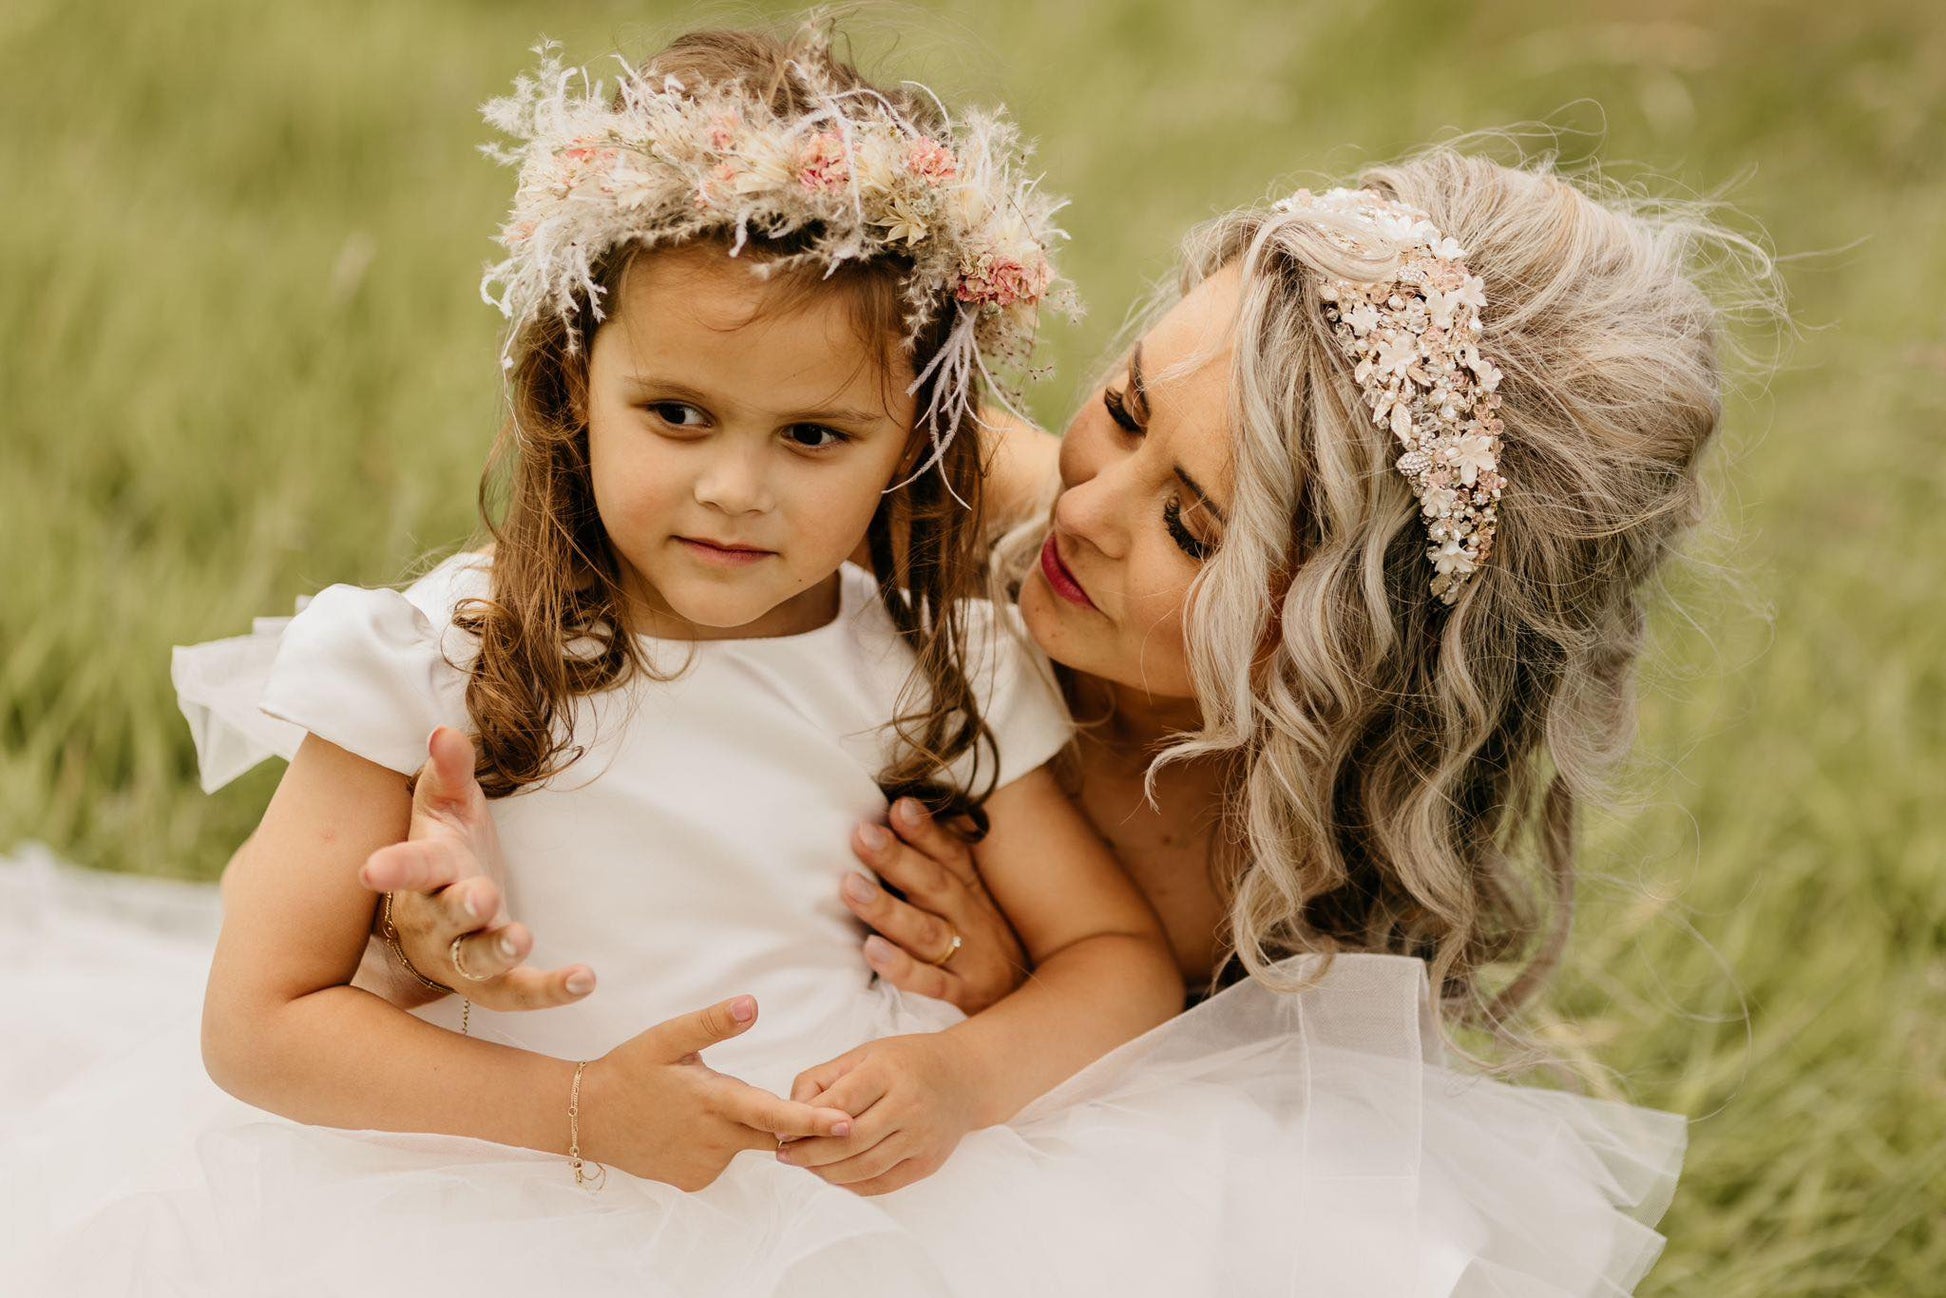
1018, 264, 1241, 701
585, 243, 916, 640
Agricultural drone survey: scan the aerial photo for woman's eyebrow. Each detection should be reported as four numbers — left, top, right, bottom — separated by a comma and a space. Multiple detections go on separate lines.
1174, 466, 1228, 525
1128, 343, 1152, 422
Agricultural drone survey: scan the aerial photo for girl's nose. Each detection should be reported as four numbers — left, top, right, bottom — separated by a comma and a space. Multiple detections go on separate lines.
693, 442, 773, 515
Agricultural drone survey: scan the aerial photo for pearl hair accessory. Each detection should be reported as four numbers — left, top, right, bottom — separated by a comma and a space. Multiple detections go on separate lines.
1274, 187, 1506, 604
479, 34, 1077, 496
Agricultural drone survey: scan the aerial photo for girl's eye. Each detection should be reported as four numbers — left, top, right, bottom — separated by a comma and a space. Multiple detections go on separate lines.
647, 402, 709, 430
1102, 385, 1142, 435
783, 424, 851, 451
1163, 497, 1215, 563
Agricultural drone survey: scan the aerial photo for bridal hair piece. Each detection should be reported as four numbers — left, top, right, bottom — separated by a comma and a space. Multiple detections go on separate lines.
1273, 187, 1505, 604
479, 32, 1077, 490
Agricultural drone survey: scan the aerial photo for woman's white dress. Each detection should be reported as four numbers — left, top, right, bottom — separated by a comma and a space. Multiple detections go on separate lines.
0, 554, 1687, 1297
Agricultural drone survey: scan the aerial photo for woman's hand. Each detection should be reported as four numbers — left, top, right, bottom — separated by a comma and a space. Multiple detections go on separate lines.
588, 994, 855, 1191
779, 1032, 979, 1196
842, 798, 1030, 1014
357, 726, 594, 1012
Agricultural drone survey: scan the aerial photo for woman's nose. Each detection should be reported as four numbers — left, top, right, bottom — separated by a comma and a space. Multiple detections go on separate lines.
1053, 428, 1131, 560
693, 441, 773, 515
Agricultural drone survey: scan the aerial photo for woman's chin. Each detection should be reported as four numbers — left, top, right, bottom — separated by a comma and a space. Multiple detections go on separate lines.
1017, 571, 1091, 673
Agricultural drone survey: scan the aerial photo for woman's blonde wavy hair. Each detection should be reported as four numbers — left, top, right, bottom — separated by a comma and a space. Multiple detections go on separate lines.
1006, 146, 1775, 1043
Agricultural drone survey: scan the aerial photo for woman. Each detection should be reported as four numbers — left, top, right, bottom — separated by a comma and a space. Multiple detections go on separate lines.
362, 147, 1744, 1290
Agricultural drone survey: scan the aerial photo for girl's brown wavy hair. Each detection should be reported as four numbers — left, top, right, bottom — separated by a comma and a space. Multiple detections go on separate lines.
455, 27, 999, 821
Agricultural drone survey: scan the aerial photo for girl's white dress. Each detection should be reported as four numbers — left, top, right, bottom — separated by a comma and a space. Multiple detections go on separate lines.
0, 555, 1687, 1297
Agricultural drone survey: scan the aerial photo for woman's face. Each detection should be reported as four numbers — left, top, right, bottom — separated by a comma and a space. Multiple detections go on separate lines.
1018, 264, 1241, 701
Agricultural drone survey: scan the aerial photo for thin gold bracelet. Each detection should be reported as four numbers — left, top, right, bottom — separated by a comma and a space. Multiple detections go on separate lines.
378, 893, 470, 1037
568, 1061, 606, 1191
379, 892, 456, 996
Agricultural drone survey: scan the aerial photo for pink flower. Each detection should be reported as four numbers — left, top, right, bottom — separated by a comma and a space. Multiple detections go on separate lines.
956, 254, 1049, 308
708, 113, 740, 151
904, 137, 959, 184
796, 131, 851, 193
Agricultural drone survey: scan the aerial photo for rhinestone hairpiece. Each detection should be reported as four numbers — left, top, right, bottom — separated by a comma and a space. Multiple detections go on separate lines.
1273, 187, 1506, 604
479, 33, 1077, 498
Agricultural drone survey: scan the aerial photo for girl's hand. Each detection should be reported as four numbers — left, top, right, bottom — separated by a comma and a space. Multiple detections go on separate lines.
358, 727, 594, 1012
779, 1033, 979, 1196
843, 798, 1030, 1014
589, 995, 856, 1191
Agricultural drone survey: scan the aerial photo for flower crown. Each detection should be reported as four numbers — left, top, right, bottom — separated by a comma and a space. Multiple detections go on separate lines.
1273, 187, 1506, 605
479, 37, 1077, 492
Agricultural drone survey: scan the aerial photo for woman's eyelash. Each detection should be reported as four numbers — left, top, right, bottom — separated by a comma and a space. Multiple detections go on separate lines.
1102, 385, 1142, 434
1163, 498, 1213, 563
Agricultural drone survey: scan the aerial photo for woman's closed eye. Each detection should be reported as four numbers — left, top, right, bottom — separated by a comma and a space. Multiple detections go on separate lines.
1102, 384, 1142, 434
1163, 497, 1215, 562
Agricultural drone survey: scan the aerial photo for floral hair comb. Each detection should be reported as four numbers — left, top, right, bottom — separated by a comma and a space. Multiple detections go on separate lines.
479, 33, 1078, 496
1274, 187, 1506, 604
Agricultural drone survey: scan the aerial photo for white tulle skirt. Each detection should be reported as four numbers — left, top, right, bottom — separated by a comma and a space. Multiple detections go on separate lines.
0, 849, 1685, 1297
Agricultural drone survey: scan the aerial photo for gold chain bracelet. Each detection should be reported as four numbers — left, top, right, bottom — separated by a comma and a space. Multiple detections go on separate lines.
379, 892, 470, 1037
568, 1061, 606, 1191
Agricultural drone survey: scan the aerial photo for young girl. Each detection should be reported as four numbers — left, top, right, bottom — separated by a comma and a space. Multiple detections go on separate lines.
5, 25, 1204, 1295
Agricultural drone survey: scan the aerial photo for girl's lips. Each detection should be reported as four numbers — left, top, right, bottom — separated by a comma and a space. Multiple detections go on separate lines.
676, 537, 774, 567
1038, 533, 1095, 610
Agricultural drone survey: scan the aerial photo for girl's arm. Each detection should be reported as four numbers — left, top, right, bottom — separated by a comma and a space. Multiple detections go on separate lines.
783, 767, 1182, 1193
202, 732, 852, 1190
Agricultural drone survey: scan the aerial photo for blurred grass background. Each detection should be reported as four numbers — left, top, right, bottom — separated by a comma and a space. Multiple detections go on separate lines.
3, 0, 1941, 1290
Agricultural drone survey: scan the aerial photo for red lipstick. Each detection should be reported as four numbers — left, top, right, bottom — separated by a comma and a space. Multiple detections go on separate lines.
1038, 534, 1095, 610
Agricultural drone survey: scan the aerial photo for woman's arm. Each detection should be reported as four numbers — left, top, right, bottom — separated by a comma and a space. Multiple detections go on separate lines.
202, 733, 852, 1189
921, 766, 1183, 1123
783, 768, 1182, 1193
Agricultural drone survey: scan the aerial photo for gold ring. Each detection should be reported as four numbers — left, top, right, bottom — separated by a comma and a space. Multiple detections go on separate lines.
450, 933, 491, 983
926, 931, 963, 968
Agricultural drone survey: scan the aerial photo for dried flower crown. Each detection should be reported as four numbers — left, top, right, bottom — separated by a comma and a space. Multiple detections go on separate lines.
1274, 187, 1507, 604
479, 37, 1077, 492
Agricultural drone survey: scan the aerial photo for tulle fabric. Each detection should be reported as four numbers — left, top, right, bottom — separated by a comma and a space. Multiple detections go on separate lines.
0, 851, 1684, 1298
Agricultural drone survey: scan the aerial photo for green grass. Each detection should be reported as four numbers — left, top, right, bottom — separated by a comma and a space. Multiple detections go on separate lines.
4, 0, 1941, 1290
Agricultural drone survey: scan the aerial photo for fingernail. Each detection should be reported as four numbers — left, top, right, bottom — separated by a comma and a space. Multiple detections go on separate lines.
895, 798, 924, 827
565, 972, 594, 995
462, 893, 484, 920
864, 935, 895, 964
730, 995, 757, 1023
426, 726, 442, 753
858, 824, 888, 851
776, 1147, 792, 1163
496, 935, 517, 960
843, 872, 879, 903
831, 1120, 851, 1138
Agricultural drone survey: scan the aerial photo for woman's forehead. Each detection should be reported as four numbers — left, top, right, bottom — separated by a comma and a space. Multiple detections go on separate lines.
1139, 265, 1241, 499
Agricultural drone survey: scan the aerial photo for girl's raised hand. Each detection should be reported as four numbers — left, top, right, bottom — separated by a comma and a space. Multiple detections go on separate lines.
587, 995, 856, 1191
842, 798, 1030, 1014
358, 726, 595, 1012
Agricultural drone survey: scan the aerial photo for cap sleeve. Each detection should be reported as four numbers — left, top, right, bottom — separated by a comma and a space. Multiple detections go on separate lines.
172, 554, 485, 791
258, 585, 474, 777
950, 597, 1074, 794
